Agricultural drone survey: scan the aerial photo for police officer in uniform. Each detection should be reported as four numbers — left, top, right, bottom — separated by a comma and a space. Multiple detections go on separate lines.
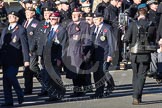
91, 13, 114, 98
0, 11, 30, 106
124, 4, 152, 105
23, 7, 40, 95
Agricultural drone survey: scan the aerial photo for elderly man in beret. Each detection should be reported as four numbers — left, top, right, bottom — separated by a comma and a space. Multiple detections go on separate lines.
23, 7, 40, 95
90, 13, 115, 98
65, 8, 92, 97
33, 7, 53, 97
0, 11, 30, 106
43, 11, 67, 102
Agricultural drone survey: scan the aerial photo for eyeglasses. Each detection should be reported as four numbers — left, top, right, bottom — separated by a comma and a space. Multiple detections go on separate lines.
50, 18, 58, 20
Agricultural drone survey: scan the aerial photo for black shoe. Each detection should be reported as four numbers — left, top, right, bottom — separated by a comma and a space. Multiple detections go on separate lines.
45, 97, 61, 102
18, 96, 24, 104
104, 91, 110, 96
37, 91, 48, 96
24, 91, 32, 95
106, 86, 114, 94
70, 92, 85, 97
138, 98, 142, 103
90, 94, 104, 99
1, 103, 13, 107
147, 71, 156, 78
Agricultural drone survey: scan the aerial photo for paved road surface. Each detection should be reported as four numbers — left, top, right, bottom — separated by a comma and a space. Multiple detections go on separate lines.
0, 68, 162, 108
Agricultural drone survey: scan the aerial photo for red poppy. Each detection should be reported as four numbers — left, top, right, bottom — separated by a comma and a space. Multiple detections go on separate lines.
56, 29, 59, 33
104, 29, 107, 33
43, 25, 49, 29
76, 27, 80, 31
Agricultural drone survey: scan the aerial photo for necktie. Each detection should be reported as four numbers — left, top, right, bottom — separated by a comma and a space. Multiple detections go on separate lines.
48, 28, 54, 42
95, 27, 99, 39
95, 27, 99, 33
24, 20, 29, 28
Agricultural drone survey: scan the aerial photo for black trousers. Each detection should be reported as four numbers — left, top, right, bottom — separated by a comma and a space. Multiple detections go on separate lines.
24, 55, 40, 93
46, 66, 63, 98
131, 62, 149, 99
3, 66, 23, 104
93, 61, 105, 95
72, 74, 88, 93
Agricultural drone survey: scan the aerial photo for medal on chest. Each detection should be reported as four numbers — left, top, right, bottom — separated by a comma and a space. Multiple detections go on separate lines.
73, 35, 79, 40
12, 35, 17, 43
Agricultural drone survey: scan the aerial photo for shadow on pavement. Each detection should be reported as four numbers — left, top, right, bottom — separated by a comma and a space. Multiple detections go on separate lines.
0, 82, 161, 107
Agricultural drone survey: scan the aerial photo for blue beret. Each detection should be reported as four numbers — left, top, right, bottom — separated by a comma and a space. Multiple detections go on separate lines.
81, 0, 87, 3
138, 3, 147, 10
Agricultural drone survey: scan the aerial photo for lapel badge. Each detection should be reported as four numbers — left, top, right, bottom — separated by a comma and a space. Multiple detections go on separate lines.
29, 31, 34, 35
100, 36, 106, 41
73, 35, 79, 40
12, 35, 17, 43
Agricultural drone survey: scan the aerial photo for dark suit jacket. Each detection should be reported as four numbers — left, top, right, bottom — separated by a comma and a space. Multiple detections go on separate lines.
0, 24, 30, 66
92, 23, 114, 61
33, 20, 51, 56
50, 25, 68, 61
35, 23, 67, 61
22, 18, 39, 53
124, 19, 151, 63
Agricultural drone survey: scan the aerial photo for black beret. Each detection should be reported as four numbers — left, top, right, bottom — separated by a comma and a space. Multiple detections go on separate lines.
43, 7, 53, 11
84, 13, 94, 17
8, 11, 19, 17
93, 13, 103, 18
25, 7, 35, 11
